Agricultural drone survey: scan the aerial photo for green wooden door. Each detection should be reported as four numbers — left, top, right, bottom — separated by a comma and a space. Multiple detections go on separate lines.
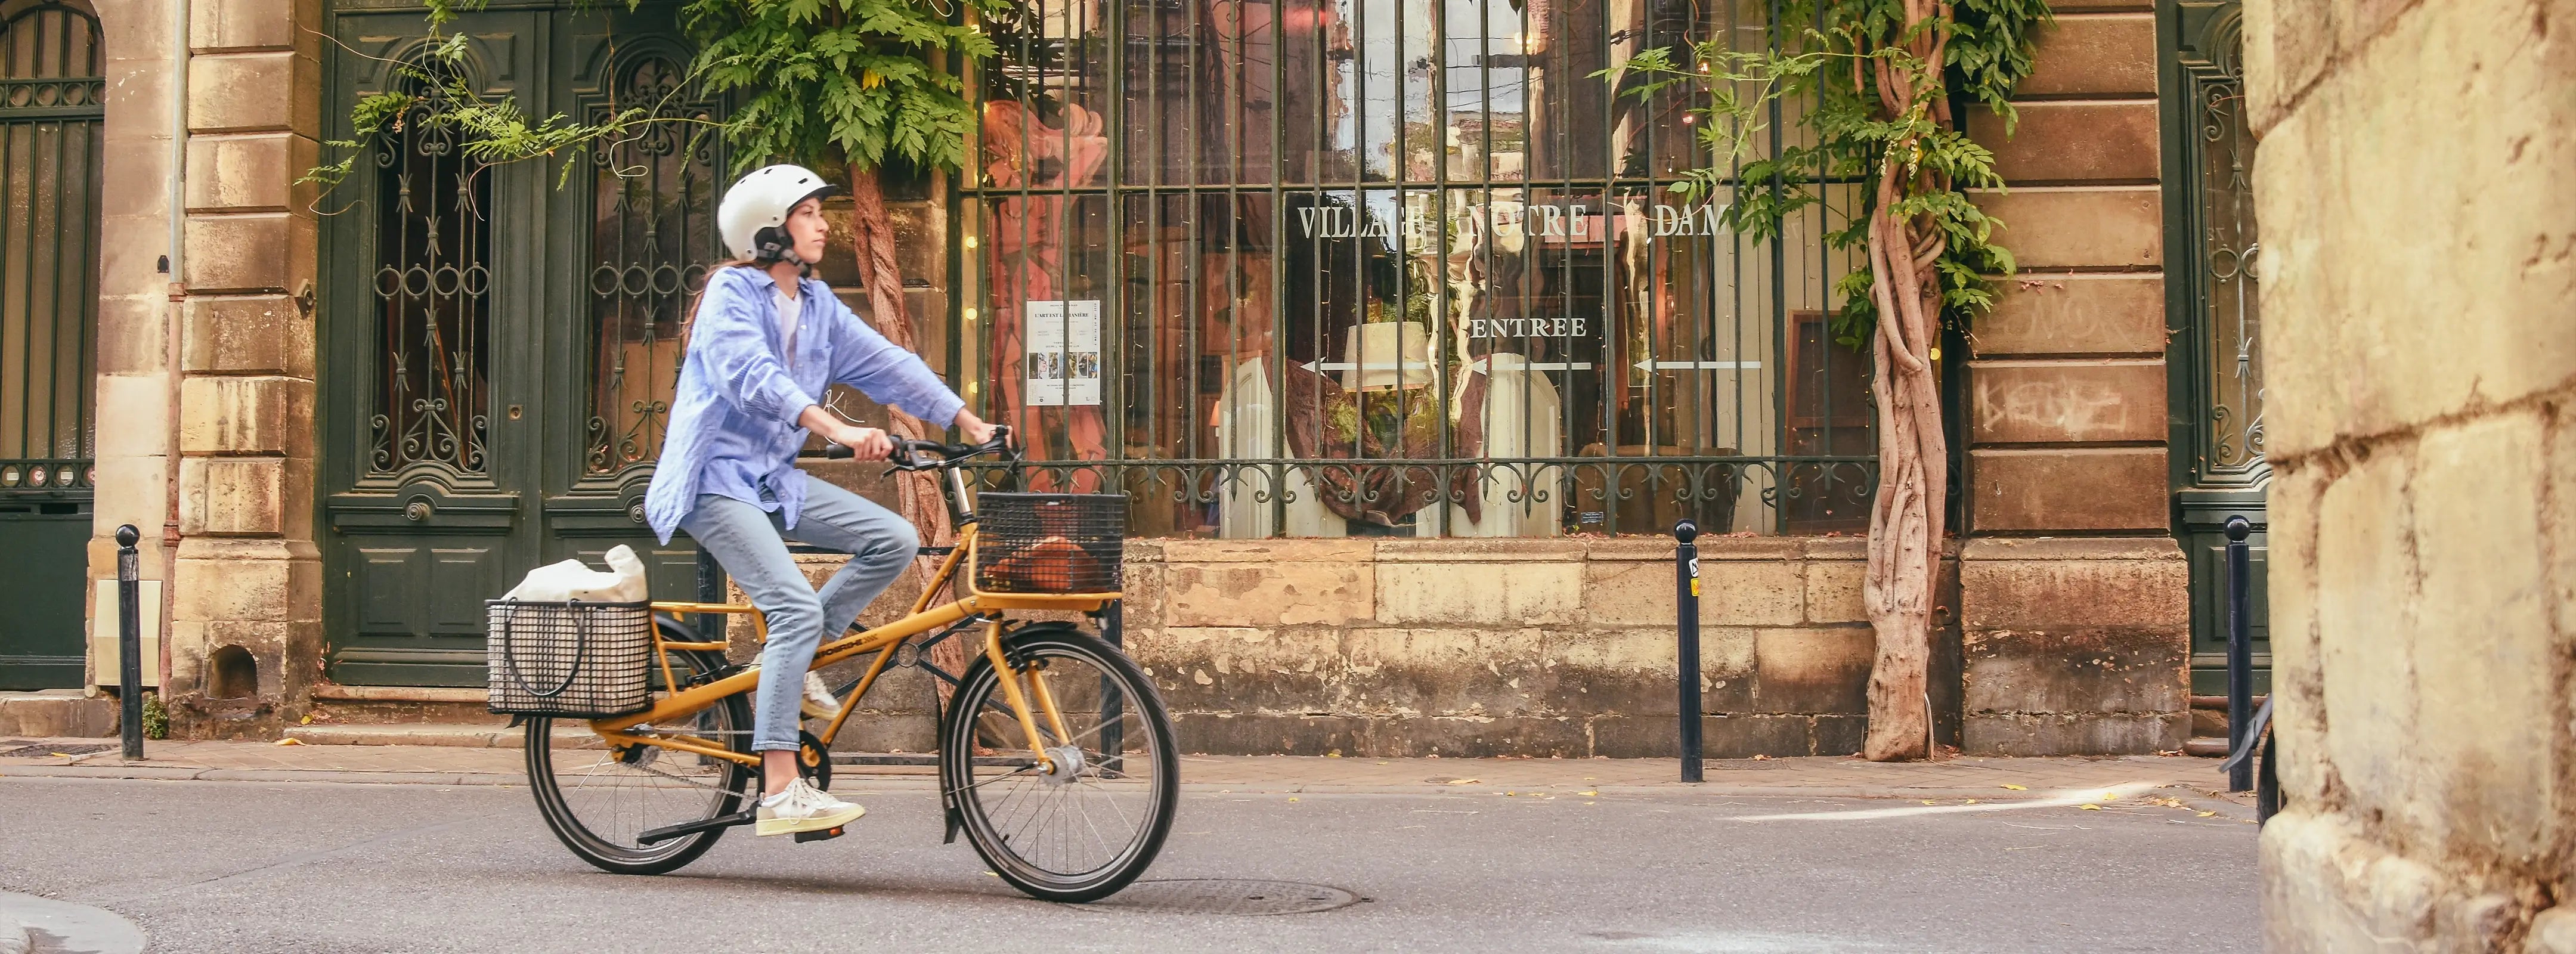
320, 5, 711, 686
0, 4, 101, 690
2162, 1, 2268, 696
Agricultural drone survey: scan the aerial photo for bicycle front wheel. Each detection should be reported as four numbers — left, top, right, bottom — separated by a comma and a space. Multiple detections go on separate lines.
526, 648, 755, 875
939, 626, 1179, 903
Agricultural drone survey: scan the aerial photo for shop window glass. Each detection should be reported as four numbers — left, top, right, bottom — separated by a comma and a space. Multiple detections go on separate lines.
962, 0, 1871, 536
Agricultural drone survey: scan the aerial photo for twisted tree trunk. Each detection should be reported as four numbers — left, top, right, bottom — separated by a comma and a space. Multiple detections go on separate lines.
1859, 1, 1953, 761
846, 168, 975, 690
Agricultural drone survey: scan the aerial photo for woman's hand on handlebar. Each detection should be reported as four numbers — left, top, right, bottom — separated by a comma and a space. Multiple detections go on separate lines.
953, 408, 1001, 448
799, 405, 891, 461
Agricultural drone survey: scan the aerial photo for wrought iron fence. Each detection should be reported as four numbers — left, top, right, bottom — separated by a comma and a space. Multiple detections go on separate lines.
951, 0, 1874, 538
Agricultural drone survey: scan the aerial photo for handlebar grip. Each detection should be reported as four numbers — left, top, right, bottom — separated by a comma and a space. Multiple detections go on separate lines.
823, 442, 854, 460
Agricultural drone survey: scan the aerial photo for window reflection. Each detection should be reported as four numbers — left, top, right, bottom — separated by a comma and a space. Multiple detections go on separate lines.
966, 0, 1872, 537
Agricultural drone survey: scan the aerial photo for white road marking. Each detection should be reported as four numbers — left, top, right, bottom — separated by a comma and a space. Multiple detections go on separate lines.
1724, 783, 2160, 822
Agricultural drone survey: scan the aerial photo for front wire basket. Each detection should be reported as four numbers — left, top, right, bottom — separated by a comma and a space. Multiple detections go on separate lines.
972, 493, 1127, 594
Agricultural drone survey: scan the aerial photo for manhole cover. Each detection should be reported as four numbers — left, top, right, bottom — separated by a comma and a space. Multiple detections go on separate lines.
0, 742, 113, 758
1104, 879, 1359, 915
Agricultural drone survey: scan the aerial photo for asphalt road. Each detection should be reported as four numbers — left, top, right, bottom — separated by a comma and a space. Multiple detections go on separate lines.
0, 777, 2256, 953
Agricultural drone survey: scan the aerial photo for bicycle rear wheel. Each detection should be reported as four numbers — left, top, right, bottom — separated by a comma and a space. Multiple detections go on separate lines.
939, 626, 1178, 903
526, 647, 754, 875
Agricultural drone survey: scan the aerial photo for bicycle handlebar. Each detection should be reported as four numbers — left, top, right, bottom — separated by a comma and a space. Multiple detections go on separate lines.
821, 425, 1016, 472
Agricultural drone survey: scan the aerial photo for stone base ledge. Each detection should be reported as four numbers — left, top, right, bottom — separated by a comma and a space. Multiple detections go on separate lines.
0, 691, 119, 738
1170, 711, 1866, 759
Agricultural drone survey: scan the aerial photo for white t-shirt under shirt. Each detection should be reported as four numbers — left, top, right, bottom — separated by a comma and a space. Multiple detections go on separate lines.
774, 286, 802, 366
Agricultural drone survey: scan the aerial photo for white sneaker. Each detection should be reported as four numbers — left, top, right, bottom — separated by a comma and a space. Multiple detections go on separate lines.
800, 671, 842, 721
756, 778, 865, 837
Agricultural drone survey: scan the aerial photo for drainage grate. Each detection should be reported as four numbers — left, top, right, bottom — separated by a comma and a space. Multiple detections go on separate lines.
1103, 879, 1360, 916
0, 742, 114, 758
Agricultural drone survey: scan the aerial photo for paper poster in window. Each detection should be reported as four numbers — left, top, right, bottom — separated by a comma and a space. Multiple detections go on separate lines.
1024, 300, 1102, 406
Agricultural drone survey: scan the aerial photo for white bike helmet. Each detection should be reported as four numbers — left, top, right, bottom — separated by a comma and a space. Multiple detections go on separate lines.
717, 164, 838, 265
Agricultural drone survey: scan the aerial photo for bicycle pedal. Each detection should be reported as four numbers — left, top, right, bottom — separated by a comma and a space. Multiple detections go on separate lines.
794, 826, 846, 843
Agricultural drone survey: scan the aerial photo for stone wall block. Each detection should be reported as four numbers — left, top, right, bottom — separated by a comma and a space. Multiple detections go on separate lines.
1583, 559, 1802, 627
178, 456, 284, 535
1376, 561, 1581, 625
1969, 360, 2168, 444
99, 116, 172, 220
1975, 274, 2166, 357
187, 51, 317, 134
1159, 538, 1371, 563
1961, 627, 2188, 715
1337, 627, 1555, 715
1968, 447, 2169, 531
187, 134, 315, 212
2400, 411, 2557, 853
172, 538, 315, 624
1959, 549, 2187, 630
1970, 101, 2159, 184
94, 296, 172, 377
184, 295, 315, 376
2018, 12, 2156, 97
178, 375, 312, 456
1748, 627, 1874, 714
100, 212, 174, 300
1971, 187, 2162, 269
2249, 12, 2576, 460
191, 0, 316, 52
91, 371, 172, 461
183, 213, 313, 294
1803, 560, 1865, 624
1163, 560, 1371, 627
1962, 712, 2185, 757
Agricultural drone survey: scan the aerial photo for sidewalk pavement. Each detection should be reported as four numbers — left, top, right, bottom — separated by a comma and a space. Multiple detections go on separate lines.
0, 735, 2246, 803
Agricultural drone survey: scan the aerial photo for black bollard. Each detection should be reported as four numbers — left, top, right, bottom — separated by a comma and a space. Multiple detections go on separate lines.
2224, 516, 2253, 792
114, 525, 143, 761
1676, 520, 1702, 783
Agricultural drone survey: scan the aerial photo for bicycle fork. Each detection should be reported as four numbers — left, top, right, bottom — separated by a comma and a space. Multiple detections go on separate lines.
980, 620, 1073, 773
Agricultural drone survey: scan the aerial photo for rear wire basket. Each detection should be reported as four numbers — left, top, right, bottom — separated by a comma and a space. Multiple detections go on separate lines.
973, 493, 1127, 594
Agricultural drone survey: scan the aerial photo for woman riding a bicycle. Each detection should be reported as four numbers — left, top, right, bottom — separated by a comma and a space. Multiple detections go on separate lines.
642, 163, 998, 837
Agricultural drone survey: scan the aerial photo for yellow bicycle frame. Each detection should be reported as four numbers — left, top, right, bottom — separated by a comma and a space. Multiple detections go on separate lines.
587, 522, 1119, 772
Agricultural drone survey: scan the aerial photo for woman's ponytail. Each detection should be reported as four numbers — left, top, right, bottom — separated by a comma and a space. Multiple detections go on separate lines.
680, 259, 759, 352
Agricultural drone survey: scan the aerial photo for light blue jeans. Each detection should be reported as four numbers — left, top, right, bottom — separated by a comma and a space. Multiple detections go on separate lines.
680, 479, 917, 752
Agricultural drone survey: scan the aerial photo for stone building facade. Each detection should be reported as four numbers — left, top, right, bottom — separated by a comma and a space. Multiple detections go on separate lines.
3, 0, 2224, 760
2250, 0, 2576, 949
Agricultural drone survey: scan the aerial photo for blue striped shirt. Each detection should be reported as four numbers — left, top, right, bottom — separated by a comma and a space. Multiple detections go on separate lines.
643, 266, 965, 543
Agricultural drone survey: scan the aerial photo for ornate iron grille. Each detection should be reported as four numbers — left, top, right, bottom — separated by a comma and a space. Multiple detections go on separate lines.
2186, 13, 2262, 481
956, 0, 1871, 537
369, 69, 495, 476
584, 54, 719, 477
0, 3, 101, 498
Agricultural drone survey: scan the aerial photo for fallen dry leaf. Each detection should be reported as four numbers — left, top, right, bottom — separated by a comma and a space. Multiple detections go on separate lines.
1287, 797, 1299, 802
300, 715, 314, 725
2079, 804, 2102, 811
276, 738, 305, 746
1578, 790, 1598, 797
48, 752, 73, 758
2198, 811, 2218, 817
2000, 783, 2028, 791
1446, 778, 1480, 785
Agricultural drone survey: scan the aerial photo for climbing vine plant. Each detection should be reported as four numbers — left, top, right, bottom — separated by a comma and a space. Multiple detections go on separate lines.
1621, 0, 2049, 761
